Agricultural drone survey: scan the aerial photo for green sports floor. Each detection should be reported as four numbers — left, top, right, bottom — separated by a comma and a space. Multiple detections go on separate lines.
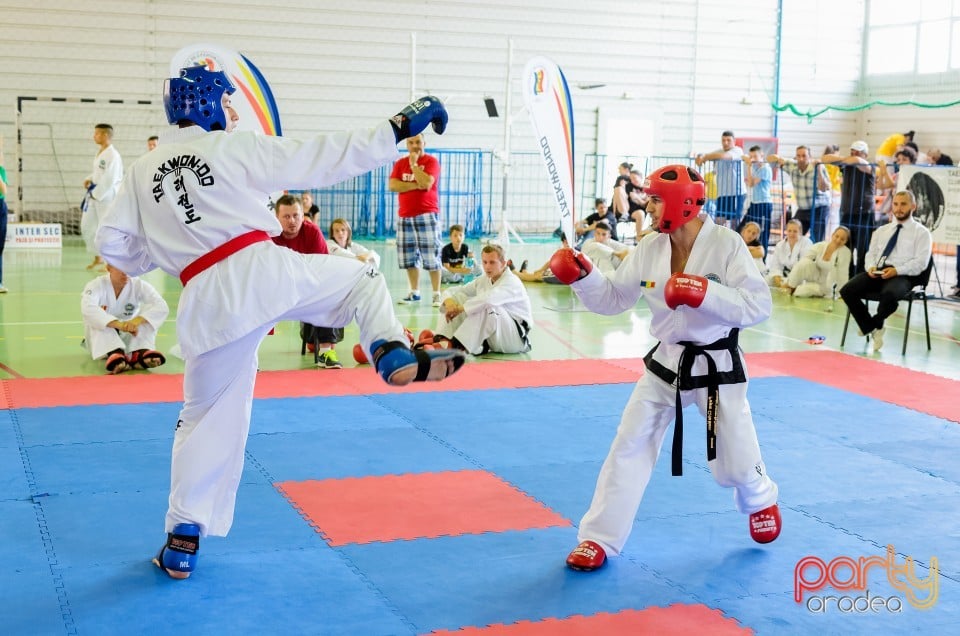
0, 237, 958, 381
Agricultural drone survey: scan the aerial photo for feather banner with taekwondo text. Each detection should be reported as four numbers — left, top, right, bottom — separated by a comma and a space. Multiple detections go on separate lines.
522, 56, 576, 244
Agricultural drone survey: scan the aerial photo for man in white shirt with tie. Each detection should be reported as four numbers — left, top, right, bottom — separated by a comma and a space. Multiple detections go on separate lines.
839, 190, 932, 352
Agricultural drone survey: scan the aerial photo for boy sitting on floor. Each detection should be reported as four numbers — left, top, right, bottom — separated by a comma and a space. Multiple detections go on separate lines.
80, 263, 169, 374
440, 224, 479, 284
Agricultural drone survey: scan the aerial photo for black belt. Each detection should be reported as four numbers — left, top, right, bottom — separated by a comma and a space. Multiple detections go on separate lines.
515, 319, 530, 340
480, 317, 531, 355
642, 329, 744, 477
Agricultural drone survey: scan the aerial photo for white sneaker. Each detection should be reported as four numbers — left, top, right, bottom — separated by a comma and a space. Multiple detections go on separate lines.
398, 291, 421, 304
0, 285, 8, 293
432, 292, 442, 308
872, 326, 885, 353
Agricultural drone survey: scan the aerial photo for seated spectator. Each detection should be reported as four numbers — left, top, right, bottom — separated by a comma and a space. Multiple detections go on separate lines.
515, 259, 563, 284
765, 218, 813, 288
434, 244, 533, 355
575, 198, 618, 245
625, 170, 648, 224
839, 190, 933, 353
81, 263, 169, 374
927, 148, 954, 166
439, 223, 479, 284
272, 194, 343, 369
328, 217, 381, 270
784, 227, 852, 298
301, 191, 320, 222
740, 221, 767, 274
904, 141, 928, 165
610, 161, 633, 220
580, 221, 631, 275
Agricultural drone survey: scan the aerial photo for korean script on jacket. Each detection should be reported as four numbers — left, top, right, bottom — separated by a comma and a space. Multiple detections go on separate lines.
96, 123, 399, 356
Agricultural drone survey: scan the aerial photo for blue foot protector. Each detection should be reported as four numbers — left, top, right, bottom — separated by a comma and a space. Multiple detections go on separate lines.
370, 339, 465, 386
152, 523, 200, 579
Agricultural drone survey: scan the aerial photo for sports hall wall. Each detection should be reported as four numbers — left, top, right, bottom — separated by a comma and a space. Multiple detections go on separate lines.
0, 0, 884, 225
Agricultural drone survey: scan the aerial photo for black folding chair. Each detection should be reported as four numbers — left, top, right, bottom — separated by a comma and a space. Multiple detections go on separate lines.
300, 322, 321, 364
840, 257, 934, 355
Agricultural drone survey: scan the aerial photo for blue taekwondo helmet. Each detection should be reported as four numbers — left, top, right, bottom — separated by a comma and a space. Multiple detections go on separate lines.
163, 65, 237, 132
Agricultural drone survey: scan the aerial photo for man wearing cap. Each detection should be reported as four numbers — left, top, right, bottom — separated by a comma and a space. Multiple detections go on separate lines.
822, 141, 877, 275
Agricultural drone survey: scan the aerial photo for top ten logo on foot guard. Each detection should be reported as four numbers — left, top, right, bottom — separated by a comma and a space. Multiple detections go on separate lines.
795, 545, 939, 612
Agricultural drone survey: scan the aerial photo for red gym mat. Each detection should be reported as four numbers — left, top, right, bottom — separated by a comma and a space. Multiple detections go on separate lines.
749, 350, 959, 423
2, 352, 956, 425
0, 358, 641, 409
276, 469, 571, 546
428, 604, 751, 635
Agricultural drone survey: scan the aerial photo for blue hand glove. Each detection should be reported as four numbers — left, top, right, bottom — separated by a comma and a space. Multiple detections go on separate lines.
390, 96, 447, 143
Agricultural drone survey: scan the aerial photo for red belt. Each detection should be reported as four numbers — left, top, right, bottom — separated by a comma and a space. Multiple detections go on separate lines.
179, 230, 272, 286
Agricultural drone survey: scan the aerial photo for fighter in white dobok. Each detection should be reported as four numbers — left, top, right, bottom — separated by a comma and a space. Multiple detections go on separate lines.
579, 221, 631, 275
433, 243, 533, 355
549, 164, 781, 571
80, 263, 169, 374
97, 65, 464, 579
81, 123, 123, 270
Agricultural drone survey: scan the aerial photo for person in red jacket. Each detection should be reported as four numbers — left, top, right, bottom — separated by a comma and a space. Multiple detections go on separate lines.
271, 194, 343, 368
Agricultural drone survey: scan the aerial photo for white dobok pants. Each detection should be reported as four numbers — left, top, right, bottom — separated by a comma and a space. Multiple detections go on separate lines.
577, 371, 778, 555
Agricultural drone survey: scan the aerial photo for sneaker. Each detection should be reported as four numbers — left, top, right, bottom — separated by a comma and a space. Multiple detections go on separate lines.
432, 292, 442, 307
398, 291, 421, 304
872, 326, 885, 353
0, 285, 7, 293
317, 349, 343, 369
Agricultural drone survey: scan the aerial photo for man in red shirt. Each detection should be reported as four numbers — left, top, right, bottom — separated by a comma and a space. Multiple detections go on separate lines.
388, 133, 443, 307
272, 194, 343, 368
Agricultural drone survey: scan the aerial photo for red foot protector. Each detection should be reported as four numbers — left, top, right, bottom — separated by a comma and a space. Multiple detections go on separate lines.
565, 540, 606, 571
749, 504, 782, 544
277, 469, 571, 546
429, 604, 752, 635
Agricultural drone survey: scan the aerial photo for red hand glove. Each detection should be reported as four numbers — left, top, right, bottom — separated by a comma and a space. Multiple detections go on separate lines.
664, 272, 708, 309
549, 248, 593, 284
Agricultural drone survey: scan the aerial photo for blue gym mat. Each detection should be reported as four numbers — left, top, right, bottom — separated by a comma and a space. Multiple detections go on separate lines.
2, 376, 958, 634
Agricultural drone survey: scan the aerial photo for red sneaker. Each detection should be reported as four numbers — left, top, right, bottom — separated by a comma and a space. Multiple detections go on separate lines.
566, 540, 606, 571
749, 504, 782, 544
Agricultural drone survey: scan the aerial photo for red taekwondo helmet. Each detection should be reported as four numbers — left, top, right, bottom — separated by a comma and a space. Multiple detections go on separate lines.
643, 164, 706, 233
164, 65, 237, 132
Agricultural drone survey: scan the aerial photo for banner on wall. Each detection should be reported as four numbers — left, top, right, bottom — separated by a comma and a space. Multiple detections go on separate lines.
896, 165, 960, 243
170, 44, 282, 136
4, 223, 62, 249
522, 56, 576, 244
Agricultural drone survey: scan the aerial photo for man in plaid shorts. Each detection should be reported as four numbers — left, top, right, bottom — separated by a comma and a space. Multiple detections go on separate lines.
389, 133, 443, 307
